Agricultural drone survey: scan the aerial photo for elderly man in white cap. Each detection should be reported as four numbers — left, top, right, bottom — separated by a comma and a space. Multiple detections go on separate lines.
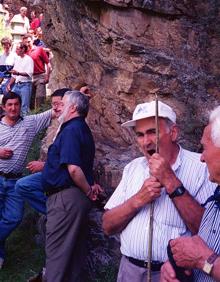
102, 100, 216, 282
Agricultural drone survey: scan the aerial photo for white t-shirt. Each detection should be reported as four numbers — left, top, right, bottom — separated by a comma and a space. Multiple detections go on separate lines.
0, 51, 17, 66
11, 14, 30, 33
12, 54, 34, 83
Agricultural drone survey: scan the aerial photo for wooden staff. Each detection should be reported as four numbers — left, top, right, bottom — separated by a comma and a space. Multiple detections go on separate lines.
147, 94, 159, 282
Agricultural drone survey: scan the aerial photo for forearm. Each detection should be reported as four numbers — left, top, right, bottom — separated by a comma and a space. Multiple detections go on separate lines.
196, 248, 220, 281
17, 71, 29, 77
172, 191, 204, 234
166, 179, 204, 234
102, 196, 140, 236
68, 164, 91, 195
8, 77, 15, 87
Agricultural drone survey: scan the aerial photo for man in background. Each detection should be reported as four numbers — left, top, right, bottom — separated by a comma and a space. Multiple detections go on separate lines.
0, 92, 53, 269
7, 42, 34, 115
23, 34, 51, 109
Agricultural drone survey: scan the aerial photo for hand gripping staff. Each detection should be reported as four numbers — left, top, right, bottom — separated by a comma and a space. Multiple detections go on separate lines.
147, 94, 160, 282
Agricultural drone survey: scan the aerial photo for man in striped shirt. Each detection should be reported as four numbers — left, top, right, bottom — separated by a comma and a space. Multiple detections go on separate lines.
102, 101, 216, 282
0, 92, 53, 269
160, 106, 220, 282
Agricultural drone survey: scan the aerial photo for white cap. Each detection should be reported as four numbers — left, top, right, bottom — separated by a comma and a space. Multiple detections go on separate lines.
122, 100, 176, 127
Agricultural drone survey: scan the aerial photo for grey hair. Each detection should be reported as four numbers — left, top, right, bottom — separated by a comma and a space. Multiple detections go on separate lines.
64, 90, 89, 117
164, 118, 176, 133
209, 106, 220, 147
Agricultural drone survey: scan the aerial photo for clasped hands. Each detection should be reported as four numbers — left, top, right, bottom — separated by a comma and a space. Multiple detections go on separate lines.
134, 153, 178, 207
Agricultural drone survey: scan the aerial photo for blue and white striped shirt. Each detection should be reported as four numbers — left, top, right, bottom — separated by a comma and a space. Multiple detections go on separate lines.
105, 146, 217, 262
194, 201, 220, 281
0, 110, 52, 174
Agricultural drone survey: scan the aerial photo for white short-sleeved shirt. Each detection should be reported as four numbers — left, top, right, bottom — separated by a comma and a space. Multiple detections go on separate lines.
105, 146, 217, 262
12, 54, 34, 83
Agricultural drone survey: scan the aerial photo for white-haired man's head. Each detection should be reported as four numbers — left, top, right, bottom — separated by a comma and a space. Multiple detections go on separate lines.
201, 105, 220, 183
209, 106, 220, 147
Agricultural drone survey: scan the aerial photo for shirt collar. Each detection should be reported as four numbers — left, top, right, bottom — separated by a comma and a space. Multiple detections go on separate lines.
0, 115, 23, 125
171, 144, 182, 172
59, 116, 85, 131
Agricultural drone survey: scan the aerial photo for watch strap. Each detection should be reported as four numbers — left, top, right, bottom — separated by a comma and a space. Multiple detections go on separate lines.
207, 253, 218, 264
169, 185, 186, 199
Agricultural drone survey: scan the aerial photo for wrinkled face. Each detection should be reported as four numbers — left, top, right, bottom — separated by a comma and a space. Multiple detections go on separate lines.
201, 125, 220, 183
135, 117, 178, 160
58, 95, 72, 124
51, 96, 63, 118
3, 98, 21, 120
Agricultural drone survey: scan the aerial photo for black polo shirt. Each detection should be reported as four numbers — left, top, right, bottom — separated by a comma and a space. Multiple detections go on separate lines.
42, 116, 95, 192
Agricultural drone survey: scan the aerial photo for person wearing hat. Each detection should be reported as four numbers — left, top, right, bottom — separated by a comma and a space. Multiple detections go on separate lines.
102, 100, 216, 282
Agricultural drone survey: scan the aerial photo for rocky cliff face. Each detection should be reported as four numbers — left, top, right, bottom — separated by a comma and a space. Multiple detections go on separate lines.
7, 0, 220, 187
42, 0, 220, 187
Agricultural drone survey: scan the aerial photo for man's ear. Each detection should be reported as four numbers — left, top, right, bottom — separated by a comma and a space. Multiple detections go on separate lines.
70, 104, 77, 114
171, 125, 179, 142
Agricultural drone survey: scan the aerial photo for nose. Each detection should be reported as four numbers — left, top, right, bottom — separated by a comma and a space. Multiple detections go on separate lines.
143, 133, 152, 146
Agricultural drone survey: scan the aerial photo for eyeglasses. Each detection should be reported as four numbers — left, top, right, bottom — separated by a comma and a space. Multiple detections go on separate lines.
51, 102, 62, 107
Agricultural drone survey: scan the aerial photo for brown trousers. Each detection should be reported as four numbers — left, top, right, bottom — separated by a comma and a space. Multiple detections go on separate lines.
45, 187, 92, 282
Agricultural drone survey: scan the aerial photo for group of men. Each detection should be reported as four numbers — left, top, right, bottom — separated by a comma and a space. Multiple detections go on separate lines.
0, 84, 220, 282
103, 101, 220, 282
0, 33, 50, 116
0, 87, 101, 282
0, 5, 50, 116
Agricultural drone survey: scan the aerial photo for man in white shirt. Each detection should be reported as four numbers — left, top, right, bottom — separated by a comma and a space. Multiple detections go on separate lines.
7, 42, 34, 115
102, 101, 216, 282
0, 37, 17, 95
11, 7, 30, 34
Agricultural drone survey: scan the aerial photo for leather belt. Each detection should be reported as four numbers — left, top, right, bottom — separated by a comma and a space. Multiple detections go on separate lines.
126, 256, 163, 271
0, 171, 22, 179
45, 186, 72, 197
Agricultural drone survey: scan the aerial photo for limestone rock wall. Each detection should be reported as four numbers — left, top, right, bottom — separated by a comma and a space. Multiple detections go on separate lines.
6, 0, 220, 187
42, 0, 220, 187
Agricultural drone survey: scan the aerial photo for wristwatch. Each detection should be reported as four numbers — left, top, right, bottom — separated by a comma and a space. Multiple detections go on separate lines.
169, 185, 186, 199
203, 253, 218, 275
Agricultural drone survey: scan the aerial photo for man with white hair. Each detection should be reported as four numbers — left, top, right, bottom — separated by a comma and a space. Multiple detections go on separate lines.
160, 106, 220, 282
102, 100, 216, 282
42, 90, 101, 282
11, 7, 30, 34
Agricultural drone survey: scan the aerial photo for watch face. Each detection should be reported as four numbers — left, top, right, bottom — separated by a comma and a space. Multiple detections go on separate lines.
177, 187, 184, 195
203, 262, 212, 274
